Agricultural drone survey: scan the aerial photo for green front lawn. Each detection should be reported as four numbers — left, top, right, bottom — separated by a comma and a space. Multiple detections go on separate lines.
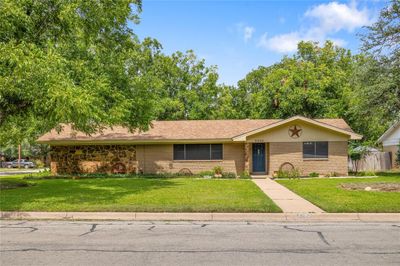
277, 176, 400, 213
0, 176, 281, 213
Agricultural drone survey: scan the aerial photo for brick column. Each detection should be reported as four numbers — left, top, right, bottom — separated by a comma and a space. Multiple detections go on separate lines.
50, 162, 58, 175
244, 143, 250, 173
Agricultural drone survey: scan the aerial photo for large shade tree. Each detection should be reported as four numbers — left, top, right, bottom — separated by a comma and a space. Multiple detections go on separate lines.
150, 50, 220, 120
230, 41, 355, 120
0, 0, 161, 145
349, 0, 400, 140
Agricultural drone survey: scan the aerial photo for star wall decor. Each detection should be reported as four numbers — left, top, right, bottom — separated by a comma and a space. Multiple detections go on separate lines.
288, 125, 302, 138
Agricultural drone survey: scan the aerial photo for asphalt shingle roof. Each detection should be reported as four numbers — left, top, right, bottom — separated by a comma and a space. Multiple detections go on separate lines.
37, 118, 355, 143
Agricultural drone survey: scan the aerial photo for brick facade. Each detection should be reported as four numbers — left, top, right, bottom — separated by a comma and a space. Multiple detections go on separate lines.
50, 145, 137, 175
269, 141, 348, 176
50, 143, 245, 175
49, 141, 348, 176
136, 143, 245, 175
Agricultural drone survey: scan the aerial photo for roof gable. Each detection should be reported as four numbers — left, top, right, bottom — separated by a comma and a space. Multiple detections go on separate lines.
378, 121, 400, 144
232, 116, 362, 141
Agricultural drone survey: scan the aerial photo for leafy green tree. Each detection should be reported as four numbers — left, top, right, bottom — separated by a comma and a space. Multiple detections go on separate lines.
151, 51, 220, 120
209, 85, 244, 119
0, 0, 161, 145
347, 56, 399, 140
360, 0, 399, 64
350, 0, 400, 140
348, 145, 369, 174
235, 41, 355, 120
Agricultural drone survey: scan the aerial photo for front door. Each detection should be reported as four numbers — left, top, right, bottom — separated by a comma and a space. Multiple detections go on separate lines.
252, 143, 265, 173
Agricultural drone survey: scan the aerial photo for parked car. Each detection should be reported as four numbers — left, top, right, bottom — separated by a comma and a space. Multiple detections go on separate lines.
4, 159, 36, 169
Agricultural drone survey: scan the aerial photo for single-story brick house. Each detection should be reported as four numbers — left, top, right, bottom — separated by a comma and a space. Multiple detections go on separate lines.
37, 116, 362, 177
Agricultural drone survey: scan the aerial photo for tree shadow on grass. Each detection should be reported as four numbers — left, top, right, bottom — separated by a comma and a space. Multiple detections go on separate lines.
0, 178, 179, 211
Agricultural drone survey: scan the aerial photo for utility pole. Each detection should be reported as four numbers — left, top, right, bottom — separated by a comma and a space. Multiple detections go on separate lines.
18, 144, 21, 169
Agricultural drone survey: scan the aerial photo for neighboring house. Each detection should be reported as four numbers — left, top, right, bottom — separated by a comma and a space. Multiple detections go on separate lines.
37, 116, 362, 177
378, 121, 400, 169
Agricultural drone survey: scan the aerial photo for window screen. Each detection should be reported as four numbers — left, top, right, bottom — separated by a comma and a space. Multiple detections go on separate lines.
173, 144, 223, 160
211, 144, 223, 160
173, 144, 185, 160
315, 142, 328, 158
303, 142, 328, 159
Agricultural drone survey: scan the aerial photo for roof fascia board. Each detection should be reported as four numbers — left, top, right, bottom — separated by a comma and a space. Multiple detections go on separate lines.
37, 138, 234, 145
377, 121, 399, 143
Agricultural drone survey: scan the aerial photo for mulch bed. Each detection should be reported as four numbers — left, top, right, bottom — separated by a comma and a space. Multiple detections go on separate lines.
340, 182, 400, 192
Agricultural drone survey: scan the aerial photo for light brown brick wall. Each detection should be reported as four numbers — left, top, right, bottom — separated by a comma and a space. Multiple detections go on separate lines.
383, 145, 399, 168
269, 141, 348, 176
136, 143, 245, 175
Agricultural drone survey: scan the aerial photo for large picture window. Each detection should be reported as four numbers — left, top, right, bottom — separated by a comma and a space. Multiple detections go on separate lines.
303, 142, 328, 159
173, 144, 223, 160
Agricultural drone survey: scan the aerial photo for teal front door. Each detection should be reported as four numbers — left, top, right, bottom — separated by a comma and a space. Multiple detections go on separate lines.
252, 143, 265, 173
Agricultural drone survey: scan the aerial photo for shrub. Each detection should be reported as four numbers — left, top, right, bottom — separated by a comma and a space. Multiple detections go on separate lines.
375, 171, 400, 177
349, 171, 376, 177
221, 172, 236, 179
348, 145, 369, 174
277, 168, 300, 179
34, 159, 45, 168
198, 171, 214, 177
213, 166, 223, 175
362, 171, 376, 176
309, 172, 319, 177
23, 172, 199, 180
240, 170, 251, 179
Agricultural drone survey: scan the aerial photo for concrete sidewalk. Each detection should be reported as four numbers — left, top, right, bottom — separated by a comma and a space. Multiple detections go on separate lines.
252, 178, 324, 213
1, 211, 399, 222
0, 168, 45, 176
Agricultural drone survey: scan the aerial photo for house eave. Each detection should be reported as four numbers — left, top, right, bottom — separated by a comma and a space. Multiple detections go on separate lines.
37, 138, 235, 145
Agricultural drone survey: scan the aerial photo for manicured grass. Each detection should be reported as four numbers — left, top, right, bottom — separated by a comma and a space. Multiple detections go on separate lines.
277, 176, 400, 213
0, 178, 31, 189
0, 176, 281, 213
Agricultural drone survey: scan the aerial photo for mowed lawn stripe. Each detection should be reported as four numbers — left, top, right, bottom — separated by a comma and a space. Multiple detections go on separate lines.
0, 177, 281, 213
277, 176, 400, 213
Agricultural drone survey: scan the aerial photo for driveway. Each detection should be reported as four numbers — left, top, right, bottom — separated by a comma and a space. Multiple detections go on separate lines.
1, 221, 399, 266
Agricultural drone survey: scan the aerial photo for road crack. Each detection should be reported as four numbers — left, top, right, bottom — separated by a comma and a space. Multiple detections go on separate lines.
283, 225, 330, 246
0, 226, 38, 233
79, 224, 97, 236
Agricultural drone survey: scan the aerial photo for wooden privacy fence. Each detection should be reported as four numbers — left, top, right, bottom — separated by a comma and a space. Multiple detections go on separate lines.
348, 151, 392, 172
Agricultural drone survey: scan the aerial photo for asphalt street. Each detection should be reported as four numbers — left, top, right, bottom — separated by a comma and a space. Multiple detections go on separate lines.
0, 221, 399, 266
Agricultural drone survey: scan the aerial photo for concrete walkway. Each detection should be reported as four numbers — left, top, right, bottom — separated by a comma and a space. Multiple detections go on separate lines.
252, 178, 325, 213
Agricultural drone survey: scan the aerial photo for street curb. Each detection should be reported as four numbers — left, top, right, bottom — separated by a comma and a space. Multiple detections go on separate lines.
1, 212, 399, 222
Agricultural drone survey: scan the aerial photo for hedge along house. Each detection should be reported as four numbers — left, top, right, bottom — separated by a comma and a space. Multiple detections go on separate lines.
37, 116, 362, 177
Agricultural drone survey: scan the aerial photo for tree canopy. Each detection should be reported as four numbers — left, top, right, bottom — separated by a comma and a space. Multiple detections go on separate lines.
1, 0, 399, 149
0, 0, 160, 145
